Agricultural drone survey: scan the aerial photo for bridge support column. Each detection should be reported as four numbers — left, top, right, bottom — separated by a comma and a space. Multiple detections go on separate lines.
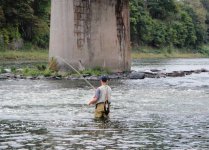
49, 0, 130, 72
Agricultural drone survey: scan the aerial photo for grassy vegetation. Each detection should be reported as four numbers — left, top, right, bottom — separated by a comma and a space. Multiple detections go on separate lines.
132, 51, 206, 59
0, 64, 53, 77
1, 46, 208, 63
21, 67, 52, 77
132, 46, 209, 59
0, 63, 111, 77
0, 51, 112, 77
80, 67, 111, 76
0, 49, 48, 61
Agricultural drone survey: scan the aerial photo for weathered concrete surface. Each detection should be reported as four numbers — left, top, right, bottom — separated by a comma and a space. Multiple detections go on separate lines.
49, 0, 131, 72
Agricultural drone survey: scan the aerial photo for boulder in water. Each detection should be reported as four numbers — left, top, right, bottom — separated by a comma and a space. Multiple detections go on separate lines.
128, 72, 145, 79
0, 73, 15, 79
166, 71, 185, 77
200, 68, 209, 72
150, 69, 162, 72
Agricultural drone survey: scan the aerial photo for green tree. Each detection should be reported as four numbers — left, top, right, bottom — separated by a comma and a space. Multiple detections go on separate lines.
151, 21, 166, 47
130, 0, 208, 51
147, 0, 178, 20
0, 0, 50, 49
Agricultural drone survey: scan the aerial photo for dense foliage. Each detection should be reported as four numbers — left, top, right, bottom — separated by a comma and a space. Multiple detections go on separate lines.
0, 0, 209, 54
130, 0, 209, 53
0, 0, 50, 49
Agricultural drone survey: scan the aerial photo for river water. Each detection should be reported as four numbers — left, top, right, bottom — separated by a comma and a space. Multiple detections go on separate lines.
0, 58, 209, 149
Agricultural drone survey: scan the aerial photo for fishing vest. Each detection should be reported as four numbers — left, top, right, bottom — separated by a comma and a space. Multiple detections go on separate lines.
97, 85, 111, 104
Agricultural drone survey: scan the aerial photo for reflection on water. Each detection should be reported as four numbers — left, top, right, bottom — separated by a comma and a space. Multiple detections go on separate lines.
1, 59, 209, 149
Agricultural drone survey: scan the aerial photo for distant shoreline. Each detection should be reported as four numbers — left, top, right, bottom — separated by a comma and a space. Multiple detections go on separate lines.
0, 49, 208, 62
1, 50, 209, 81
132, 51, 209, 59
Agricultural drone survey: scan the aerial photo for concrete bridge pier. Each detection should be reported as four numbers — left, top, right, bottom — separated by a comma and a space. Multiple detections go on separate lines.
49, 0, 131, 72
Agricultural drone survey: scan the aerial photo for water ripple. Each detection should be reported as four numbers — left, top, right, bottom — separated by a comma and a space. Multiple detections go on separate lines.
1, 59, 209, 149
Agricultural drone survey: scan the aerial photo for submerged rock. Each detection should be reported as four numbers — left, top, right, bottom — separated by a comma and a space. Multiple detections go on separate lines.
85, 76, 98, 80
26, 76, 37, 80
37, 75, 45, 80
0, 68, 208, 81
166, 71, 185, 77
200, 68, 209, 72
183, 71, 193, 75
15, 75, 25, 79
0, 75, 8, 80
143, 71, 158, 78
150, 69, 162, 72
128, 72, 145, 79
49, 76, 62, 80
193, 69, 202, 74
0, 73, 15, 79
108, 74, 121, 79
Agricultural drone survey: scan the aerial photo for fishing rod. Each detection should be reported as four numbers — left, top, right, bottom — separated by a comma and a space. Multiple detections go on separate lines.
56, 56, 96, 90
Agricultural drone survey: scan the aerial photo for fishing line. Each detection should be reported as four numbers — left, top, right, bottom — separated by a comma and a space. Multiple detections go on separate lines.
56, 56, 96, 90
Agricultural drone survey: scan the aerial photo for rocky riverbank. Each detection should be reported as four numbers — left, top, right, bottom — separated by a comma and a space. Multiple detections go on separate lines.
0, 68, 208, 81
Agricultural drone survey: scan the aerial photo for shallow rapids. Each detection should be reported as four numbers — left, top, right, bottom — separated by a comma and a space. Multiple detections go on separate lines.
0, 58, 209, 149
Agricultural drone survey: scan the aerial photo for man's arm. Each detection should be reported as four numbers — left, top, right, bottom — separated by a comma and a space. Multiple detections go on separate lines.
88, 88, 100, 105
88, 97, 98, 105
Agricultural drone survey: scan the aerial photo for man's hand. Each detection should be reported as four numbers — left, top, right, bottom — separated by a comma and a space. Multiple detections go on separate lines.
88, 97, 97, 106
88, 100, 92, 105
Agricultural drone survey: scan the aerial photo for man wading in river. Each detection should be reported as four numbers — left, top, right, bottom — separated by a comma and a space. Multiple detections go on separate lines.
88, 76, 112, 118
